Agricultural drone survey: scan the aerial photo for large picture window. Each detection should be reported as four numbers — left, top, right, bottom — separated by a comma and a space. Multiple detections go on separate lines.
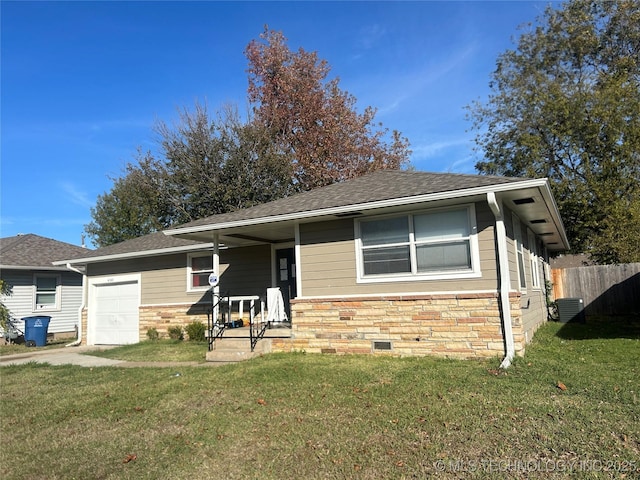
357, 206, 478, 281
188, 253, 214, 291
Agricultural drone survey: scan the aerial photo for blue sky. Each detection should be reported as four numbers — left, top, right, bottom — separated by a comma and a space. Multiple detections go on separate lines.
1, 1, 553, 247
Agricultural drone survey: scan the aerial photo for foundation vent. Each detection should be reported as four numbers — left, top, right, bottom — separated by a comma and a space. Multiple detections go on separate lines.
372, 341, 392, 351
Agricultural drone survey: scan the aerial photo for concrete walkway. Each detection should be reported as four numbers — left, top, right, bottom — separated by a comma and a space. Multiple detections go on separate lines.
0, 345, 219, 368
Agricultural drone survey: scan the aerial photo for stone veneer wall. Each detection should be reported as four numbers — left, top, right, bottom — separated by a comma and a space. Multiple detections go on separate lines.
139, 304, 209, 339
275, 293, 526, 359
79, 305, 209, 345
81, 308, 88, 345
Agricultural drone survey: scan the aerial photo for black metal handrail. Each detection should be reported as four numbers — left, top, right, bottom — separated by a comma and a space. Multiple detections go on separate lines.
206, 292, 230, 351
249, 298, 269, 352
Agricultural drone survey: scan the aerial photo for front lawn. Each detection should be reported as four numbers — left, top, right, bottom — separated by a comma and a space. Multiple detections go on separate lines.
1, 318, 638, 479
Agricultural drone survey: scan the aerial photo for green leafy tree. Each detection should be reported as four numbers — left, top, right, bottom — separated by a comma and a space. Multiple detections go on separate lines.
85, 150, 170, 246
85, 104, 294, 247
467, 0, 640, 263
0, 279, 14, 332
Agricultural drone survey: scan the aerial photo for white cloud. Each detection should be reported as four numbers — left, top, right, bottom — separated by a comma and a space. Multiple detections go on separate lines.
358, 24, 387, 50
60, 182, 94, 208
411, 138, 470, 160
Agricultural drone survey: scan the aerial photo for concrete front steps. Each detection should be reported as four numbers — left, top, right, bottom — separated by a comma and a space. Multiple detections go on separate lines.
205, 324, 291, 363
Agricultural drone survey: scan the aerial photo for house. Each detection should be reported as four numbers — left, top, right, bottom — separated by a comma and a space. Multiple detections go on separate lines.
0, 234, 89, 340
57, 170, 568, 365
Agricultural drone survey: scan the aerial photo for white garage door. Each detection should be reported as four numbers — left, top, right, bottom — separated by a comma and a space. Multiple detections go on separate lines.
92, 280, 139, 345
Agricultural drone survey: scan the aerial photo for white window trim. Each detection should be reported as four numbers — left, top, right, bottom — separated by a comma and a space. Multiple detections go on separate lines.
187, 252, 214, 293
33, 273, 61, 311
355, 204, 481, 283
512, 214, 527, 292
528, 229, 541, 290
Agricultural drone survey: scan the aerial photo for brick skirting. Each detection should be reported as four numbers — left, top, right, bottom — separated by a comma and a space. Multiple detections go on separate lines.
139, 304, 209, 340
278, 293, 525, 359
81, 295, 527, 360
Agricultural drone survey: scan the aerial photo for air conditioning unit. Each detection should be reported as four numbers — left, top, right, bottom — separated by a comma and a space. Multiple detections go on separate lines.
556, 298, 585, 323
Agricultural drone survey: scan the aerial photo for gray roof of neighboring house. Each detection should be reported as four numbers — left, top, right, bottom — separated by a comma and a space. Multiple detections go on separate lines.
170, 170, 526, 230
0, 234, 91, 270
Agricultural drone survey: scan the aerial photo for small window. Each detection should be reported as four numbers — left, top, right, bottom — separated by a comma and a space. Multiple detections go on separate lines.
34, 274, 60, 310
528, 230, 541, 289
357, 206, 478, 282
512, 215, 527, 291
188, 253, 213, 291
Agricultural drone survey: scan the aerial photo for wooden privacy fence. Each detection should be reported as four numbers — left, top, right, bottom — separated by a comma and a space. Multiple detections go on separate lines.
552, 263, 640, 317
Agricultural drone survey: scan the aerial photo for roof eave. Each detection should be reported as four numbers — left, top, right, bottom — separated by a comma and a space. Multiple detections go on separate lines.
165, 178, 550, 237
0, 264, 74, 271
52, 242, 215, 266
537, 182, 571, 251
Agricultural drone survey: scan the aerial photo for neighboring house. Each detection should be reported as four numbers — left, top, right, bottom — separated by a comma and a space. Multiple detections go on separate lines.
57, 170, 569, 365
0, 234, 89, 339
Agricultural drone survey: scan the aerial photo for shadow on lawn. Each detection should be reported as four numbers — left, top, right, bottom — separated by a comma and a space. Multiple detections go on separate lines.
555, 314, 640, 341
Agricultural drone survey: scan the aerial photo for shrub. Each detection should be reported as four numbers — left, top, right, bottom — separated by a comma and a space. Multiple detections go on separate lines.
167, 325, 184, 341
185, 321, 206, 342
146, 327, 159, 341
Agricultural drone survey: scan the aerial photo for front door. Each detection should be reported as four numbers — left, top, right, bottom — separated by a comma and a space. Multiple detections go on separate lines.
275, 248, 296, 320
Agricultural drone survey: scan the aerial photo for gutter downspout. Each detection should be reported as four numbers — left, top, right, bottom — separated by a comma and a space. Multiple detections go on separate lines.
487, 192, 515, 369
65, 263, 86, 347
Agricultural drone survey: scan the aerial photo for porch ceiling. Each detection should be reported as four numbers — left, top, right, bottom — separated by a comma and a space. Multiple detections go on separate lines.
183, 222, 298, 247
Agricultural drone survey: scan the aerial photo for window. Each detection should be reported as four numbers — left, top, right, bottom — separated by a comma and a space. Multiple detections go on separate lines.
34, 274, 60, 310
357, 206, 478, 281
188, 253, 213, 291
528, 230, 541, 289
512, 215, 527, 290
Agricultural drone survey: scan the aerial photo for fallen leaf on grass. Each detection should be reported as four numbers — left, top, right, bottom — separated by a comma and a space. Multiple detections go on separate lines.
257, 398, 267, 406
556, 381, 567, 391
123, 454, 137, 464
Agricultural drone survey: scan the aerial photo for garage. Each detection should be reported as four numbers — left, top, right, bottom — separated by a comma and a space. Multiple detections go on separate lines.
90, 278, 140, 345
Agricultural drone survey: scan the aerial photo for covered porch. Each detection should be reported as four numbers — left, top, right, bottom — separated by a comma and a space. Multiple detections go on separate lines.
204, 291, 292, 361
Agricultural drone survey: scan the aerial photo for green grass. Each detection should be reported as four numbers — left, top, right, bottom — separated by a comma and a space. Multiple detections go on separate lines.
1, 318, 638, 479
0, 337, 71, 356
89, 339, 210, 363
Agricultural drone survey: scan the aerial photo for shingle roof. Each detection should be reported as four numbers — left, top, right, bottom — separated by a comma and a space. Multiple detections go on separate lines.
57, 170, 545, 263
0, 234, 91, 269
69, 231, 207, 260
172, 170, 526, 230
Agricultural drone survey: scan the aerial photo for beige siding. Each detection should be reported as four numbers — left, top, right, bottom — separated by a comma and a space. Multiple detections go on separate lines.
217, 244, 272, 296
503, 205, 549, 344
299, 202, 499, 297
87, 245, 272, 306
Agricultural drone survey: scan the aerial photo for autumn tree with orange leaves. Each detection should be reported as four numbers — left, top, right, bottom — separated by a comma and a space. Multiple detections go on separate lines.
86, 28, 411, 247
246, 27, 410, 191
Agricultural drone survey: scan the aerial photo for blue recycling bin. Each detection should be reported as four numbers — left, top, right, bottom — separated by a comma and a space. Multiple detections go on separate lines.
23, 316, 51, 347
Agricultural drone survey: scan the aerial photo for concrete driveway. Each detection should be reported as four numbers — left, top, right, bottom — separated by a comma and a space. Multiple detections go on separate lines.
0, 346, 125, 367
0, 345, 217, 368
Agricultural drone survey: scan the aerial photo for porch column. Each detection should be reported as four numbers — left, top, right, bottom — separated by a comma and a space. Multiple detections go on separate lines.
212, 234, 220, 320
